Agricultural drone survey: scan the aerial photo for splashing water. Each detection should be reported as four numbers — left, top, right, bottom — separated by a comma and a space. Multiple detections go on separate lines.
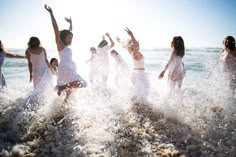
0, 48, 236, 157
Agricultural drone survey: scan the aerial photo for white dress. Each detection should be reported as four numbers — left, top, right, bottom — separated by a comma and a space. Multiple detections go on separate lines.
167, 51, 185, 88
0, 51, 6, 89
114, 56, 130, 89
95, 45, 110, 86
88, 56, 98, 85
131, 57, 150, 101
57, 46, 86, 86
220, 51, 236, 88
30, 50, 53, 93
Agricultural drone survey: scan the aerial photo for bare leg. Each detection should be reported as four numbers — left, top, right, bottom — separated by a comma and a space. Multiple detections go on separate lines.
64, 89, 72, 103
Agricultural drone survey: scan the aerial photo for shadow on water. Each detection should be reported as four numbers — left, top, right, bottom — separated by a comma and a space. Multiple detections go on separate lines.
110, 100, 208, 157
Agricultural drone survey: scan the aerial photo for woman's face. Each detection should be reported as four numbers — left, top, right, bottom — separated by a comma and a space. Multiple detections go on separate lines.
64, 34, 73, 45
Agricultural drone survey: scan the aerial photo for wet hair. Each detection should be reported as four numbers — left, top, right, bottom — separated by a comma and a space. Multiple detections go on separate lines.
172, 36, 185, 57
60, 29, 73, 46
223, 36, 235, 51
0, 40, 3, 51
110, 49, 119, 56
90, 47, 97, 54
27, 37, 41, 49
50, 58, 58, 65
98, 40, 108, 48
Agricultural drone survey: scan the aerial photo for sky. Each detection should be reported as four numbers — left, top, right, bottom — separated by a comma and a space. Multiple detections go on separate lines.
0, 0, 236, 50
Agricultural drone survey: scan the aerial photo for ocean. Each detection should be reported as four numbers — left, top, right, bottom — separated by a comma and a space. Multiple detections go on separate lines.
0, 47, 236, 157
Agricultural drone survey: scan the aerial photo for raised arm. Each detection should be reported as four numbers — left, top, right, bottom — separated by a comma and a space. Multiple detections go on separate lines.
65, 17, 72, 32
105, 33, 115, 48
25, 50, 32, 82
124, 27, 139, 52
44, 4, 64, 51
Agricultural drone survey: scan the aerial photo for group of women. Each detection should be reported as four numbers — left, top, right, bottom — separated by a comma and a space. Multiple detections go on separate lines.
0, 4, 236, 103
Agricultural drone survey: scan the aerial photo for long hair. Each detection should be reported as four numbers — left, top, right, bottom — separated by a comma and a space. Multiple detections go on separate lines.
0, 40, 3, 51
173, 36, 185, 57
224, 36, 235, 51
27, 37, 41, 49
50, 58, 58, 65
98, 40, 108, 48
60, 29, 73, 46
90, 47, 97, 54
110, 49, 119, 56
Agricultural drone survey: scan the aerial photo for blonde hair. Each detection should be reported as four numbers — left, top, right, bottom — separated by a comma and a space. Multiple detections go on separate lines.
122, 38, 133, 49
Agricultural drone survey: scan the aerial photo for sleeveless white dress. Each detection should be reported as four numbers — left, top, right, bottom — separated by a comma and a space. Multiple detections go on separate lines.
30, 50, 53, 93
131, 57, 150, 101
113, 56, 130, 90
0, 51, 6, 89
220, 51, 236, 88
95, 45, 110, 86
57, 46, 86, 86
166, 51, 185, 89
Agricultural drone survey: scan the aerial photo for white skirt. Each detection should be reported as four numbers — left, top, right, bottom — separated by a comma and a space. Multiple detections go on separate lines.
130, 70, 150, 100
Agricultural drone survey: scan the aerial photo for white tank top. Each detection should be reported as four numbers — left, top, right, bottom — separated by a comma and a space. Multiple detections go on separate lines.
133, 57, 145, 69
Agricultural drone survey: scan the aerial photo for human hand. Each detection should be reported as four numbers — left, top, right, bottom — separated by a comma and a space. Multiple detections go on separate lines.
116, 37, 121, 43
44, 4, 52, 13
29, 74, 32, 83
124, 27, 133, 36
158, 70, 165, 79
64, 17, 72, 24
105, 32, 110, 37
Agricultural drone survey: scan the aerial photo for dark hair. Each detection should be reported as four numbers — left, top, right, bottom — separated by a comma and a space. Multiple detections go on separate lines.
223, 36, 235, 51
98, 40, 108, 48
90, 47, 96, 54
60, 29, 73, 46
110, 49, 119, 56
173, 36, 185, 57
28, 37, 41, 49
0, 40, 3, 51
50, 58, 58, 65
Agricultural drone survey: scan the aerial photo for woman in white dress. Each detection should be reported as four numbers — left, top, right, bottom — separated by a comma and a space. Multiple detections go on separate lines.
25, 37, 53, 95
158, 36, 185, 90
219, 36, 236, 94
117, 27, 150, 102
96, 33, 115, 88
0, 40, 26, 89
44, 5, 87, 102
110, 49, 130, 90
86, 47, 98, 86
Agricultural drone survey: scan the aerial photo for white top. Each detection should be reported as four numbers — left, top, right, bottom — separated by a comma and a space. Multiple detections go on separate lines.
30, 50, 52, 90
220, 51, 236, 74
57, 46, 82, 86
133, 57, 145, 69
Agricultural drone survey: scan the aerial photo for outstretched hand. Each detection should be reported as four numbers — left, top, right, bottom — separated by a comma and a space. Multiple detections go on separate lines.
124, 27, 133, 36
29, 75, 32, 83
158, 70, 165, 79
116, 37, 121, 43
105, 32, 110, 37
64, 17, 72, 24
44, 4, 52, 13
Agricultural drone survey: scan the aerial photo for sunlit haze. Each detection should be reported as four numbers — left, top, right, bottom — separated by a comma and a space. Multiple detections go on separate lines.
1, 0, 236, 51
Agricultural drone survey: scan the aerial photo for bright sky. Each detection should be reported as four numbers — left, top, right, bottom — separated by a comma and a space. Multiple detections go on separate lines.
1, 0, 236, 50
